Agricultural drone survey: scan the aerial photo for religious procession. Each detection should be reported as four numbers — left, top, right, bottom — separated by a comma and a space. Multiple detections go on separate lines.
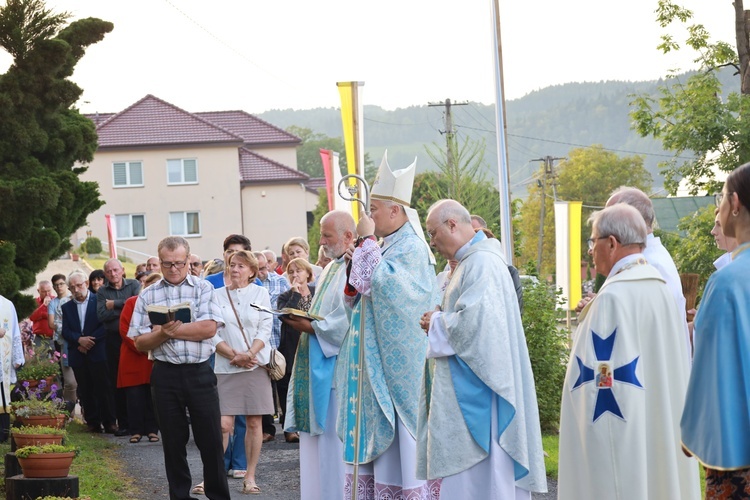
6, 147, 749, 500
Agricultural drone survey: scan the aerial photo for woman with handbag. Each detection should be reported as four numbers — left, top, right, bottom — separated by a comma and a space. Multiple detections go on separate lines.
277, 257, 315, 443
194, 250, 274, 495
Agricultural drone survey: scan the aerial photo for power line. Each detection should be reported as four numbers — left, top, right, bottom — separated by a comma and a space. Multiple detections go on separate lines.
162, 0, 293, 89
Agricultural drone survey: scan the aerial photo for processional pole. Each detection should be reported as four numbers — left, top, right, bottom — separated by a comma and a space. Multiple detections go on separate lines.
337, 175, 370, 500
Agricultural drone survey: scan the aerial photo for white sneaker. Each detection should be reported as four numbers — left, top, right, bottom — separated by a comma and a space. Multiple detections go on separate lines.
233, 470, 247, 479
227, 469, 234, 477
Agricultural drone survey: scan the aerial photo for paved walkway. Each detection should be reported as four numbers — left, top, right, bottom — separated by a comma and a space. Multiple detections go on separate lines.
22, 255, 92, 296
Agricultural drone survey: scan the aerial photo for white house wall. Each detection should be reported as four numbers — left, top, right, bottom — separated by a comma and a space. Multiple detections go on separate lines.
76, 144, 243, 261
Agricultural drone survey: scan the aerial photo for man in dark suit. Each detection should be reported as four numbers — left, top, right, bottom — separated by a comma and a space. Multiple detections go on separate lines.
62, 270, 116, 433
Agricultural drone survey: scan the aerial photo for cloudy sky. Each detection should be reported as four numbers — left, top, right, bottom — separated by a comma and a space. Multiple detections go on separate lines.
0, 0, 734, 115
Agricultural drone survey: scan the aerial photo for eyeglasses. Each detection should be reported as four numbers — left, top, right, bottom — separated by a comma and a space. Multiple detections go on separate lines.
427, 220, 450, 240
189, 261, 203, 268
53, 282, 66, 288
160, 260, 187, 269
587, 236, 610, 250
715, 192, 732, 206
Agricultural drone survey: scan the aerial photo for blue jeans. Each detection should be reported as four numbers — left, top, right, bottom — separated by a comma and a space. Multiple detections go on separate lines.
223, 415, 247, 470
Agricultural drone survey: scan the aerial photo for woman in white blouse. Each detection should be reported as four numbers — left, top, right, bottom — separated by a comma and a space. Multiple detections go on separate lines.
213, 250, 274, 495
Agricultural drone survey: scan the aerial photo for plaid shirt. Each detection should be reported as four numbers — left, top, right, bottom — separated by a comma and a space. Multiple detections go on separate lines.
260, 272, 290, 348
128, 274, 224, 364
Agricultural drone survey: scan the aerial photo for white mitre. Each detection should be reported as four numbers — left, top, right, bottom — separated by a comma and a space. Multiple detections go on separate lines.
371, 151, 435, 263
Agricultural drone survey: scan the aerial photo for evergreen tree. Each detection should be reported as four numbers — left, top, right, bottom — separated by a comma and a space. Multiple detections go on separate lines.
0, 0, 113, 316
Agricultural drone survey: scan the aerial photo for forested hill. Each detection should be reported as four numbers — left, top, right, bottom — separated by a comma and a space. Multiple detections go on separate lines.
256, 69, 738, 198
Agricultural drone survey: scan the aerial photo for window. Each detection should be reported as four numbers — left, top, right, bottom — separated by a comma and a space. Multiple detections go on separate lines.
170, 211, 201, 237
167, 159, 198, 184
115, 214, 146, 240
112, 161, 143, 187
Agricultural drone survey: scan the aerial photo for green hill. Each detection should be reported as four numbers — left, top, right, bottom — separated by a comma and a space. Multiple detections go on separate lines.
256, 69, 739, 198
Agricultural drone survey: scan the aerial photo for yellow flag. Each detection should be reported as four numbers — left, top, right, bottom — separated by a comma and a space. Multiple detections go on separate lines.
337, 81, 364, 221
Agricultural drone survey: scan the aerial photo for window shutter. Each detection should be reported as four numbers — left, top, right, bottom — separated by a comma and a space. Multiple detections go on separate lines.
129, 162, 143, 185
183, 159, 197, 182
113, 163, 127, 185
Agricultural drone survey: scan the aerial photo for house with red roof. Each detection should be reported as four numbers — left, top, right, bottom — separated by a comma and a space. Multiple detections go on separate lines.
75, 94, 319, 261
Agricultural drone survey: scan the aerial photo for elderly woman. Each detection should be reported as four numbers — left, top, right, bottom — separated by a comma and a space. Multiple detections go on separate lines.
199, 250, 274, 495
682, 162, 750, 497
284, 237, 322, 282
277, 257, 316, 443
118, 273, 161, 444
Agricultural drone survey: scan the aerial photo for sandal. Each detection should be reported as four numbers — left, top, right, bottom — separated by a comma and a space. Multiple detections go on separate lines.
148, 433, 160, 442
284, 432, 299, 443
241, 481, 261, 494
129, 435, 142, 443
191, 482, 205, 495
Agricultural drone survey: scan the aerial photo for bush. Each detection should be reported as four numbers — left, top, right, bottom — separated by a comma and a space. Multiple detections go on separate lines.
82, 236, 102, 255
522, 281, 569, 433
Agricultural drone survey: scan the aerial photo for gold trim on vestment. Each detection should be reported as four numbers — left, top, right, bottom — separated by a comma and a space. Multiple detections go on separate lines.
681, 441, 750, 471
370, 194, 410, 207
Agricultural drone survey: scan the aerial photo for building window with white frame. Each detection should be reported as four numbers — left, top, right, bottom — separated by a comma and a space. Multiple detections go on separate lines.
112, 161, 143, 187
167, 158, 198, 185
115, 214, 146, 240
170, 211, 201, 237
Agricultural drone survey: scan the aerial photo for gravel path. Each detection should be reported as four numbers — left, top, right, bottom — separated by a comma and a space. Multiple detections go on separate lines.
106, 426, 557, 499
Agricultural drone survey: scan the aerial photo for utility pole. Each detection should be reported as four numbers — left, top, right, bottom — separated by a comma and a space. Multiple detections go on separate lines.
531, 155, 565, 273
428, 98, 468, 175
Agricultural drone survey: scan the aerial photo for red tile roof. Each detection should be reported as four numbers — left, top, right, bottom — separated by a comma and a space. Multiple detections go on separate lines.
94, 95, 243, 148
306, 177, 326, 190
196, 111, 300, 146
238, 148, 309, 183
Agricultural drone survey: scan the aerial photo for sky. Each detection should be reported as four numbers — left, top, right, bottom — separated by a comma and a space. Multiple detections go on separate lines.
0, 0, 735, 115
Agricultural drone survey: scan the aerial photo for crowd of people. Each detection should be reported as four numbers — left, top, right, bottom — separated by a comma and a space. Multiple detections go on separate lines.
0, 156, 748, 500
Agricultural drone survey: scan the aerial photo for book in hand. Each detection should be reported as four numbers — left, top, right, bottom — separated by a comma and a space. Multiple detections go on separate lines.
249, 303, 324, 321
147, 302, 192, 325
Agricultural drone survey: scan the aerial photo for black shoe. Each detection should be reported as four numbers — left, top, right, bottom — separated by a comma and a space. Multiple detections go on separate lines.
114, 428, 129, 437
104, 425, 118, 434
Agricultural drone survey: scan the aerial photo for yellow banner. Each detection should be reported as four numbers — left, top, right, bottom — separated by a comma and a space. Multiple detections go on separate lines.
568, 201, 582, 309
337, 81, 364, 221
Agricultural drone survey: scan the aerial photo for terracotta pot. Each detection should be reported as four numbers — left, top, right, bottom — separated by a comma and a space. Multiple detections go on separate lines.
16, 415, 66, 429
18, 376, 56, 391
18, 451, 75, 478
12, 433, 64, 448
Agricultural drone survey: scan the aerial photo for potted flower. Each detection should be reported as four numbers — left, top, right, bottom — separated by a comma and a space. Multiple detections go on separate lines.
15, 444, 79, 478
12, 425, 66, 448
12, 380, 67, 428
17, 346, 62, 388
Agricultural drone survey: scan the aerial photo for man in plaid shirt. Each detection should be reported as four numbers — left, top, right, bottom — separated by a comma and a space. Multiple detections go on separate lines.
129, 236, 230, 500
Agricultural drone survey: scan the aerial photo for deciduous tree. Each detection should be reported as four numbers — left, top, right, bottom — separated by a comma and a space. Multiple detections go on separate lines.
630, 0, 750, 194
517, 146, 652, 277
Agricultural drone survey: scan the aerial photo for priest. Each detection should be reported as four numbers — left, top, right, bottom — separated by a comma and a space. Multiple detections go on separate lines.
558, 204, 699, 499
417, 200, 546, 499
336, 152, 439, 499
284, 210, 356, 500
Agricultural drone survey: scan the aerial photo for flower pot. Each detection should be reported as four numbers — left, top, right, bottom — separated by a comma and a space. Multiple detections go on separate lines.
17, 451, 75, 478
71, 253, 79, 262
16, 415, 66, 429
12, 433, 64, 448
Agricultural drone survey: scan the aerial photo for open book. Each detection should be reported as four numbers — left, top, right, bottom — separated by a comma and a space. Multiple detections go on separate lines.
147, 302, 192, 325
249, 303, 324, 321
